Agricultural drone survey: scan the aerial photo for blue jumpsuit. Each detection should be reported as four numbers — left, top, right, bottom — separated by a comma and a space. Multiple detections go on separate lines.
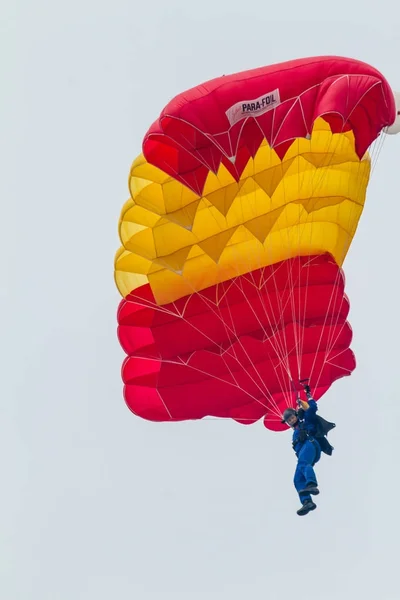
292, 399, 321, 504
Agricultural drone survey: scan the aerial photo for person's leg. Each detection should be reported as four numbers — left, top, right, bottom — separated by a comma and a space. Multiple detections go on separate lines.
293, 462, 311, 504
298, 441, 319, 488
294, 466, 317, 516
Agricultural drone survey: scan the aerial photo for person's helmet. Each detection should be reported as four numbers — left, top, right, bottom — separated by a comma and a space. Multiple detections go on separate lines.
281, 407, 298, 424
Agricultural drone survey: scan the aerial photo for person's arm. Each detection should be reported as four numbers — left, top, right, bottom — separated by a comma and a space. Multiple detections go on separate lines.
298, 383, 317, 412
298, 398, 317, 412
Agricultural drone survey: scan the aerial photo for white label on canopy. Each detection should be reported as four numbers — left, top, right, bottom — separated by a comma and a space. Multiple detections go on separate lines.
226, 88, 281, 126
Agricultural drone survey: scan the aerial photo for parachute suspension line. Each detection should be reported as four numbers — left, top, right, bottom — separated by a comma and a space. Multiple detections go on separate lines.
179, 144, 304, 418
307, 266, 344, 385
229, 117, 349, 412
125, 276, 277, 416
157, 173, 288, 419
122, 293, 270, 417
199, 123, 389, 414
311, 124, 384, 392
294, 138, 306, 386
177, 284, 278, 412
290, 126, 323, 387
208, 167, 294, 417
267, 98, 342, 401
276, 125, 341, 404
202, 125, 353, 413
295, 130, 335, 388
257, 143, 304, 408
229, 156, 314, 415
317, 124, 371, 389
220, 279, 288, 417
139, 113, 385, 422
175, 286, 277, 414
297, 129, 346, 389
282, 178, 309, 391
293, 157, 305, 385
277, 152, 303, 399
222, 231, 304, 416
370, 131, 387, 174
276, 152, 300, 386
227, 269, 295, 415
228, 148, 294, 394
197, 106, 311, 414
247, 116, 297, 403
286, 117, 356, 404
281, 121, 360, 398
274, 114, 315, 395
320, 133, 387, 387
305, 138, 353, 388
319, 151, 364, 367
251, 208, 297, 408
304, 90, 390, 391
274, 105, 324, 397
310, 236, 351, 388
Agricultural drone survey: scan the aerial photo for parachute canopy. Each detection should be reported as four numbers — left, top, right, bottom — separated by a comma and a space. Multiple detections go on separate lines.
115, 55, 398, 430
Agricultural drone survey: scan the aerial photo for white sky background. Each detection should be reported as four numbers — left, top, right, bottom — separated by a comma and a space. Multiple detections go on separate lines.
2, 1, 400, 598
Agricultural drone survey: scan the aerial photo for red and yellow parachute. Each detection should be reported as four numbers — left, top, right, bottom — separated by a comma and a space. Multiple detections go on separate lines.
114, 55, 399, 430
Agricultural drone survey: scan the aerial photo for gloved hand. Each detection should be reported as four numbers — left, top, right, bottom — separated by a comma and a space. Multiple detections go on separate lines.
297, 399, 309, 411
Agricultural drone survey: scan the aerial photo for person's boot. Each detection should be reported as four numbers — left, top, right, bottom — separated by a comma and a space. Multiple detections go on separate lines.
298, 482, 319, 495
296, 499, 317, 516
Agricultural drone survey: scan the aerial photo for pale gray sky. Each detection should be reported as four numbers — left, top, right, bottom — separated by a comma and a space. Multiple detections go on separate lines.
2, 1, 400, 598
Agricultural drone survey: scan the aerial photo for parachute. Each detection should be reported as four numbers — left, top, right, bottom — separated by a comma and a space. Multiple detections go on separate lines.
114, 55, 399, 430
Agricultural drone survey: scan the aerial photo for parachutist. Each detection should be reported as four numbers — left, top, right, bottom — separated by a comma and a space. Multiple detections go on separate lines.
281, 391, 336, 516
115, 57, 398, 448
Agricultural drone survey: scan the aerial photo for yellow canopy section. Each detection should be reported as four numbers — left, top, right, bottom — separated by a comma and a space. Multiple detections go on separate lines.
115, 118, 370, 305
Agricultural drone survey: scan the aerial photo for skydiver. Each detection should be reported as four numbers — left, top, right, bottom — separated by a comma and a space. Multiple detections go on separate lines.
281, 382, 335, 516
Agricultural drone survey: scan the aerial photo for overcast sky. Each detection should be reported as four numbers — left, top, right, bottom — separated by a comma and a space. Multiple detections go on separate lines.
2, 1, 400, 598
